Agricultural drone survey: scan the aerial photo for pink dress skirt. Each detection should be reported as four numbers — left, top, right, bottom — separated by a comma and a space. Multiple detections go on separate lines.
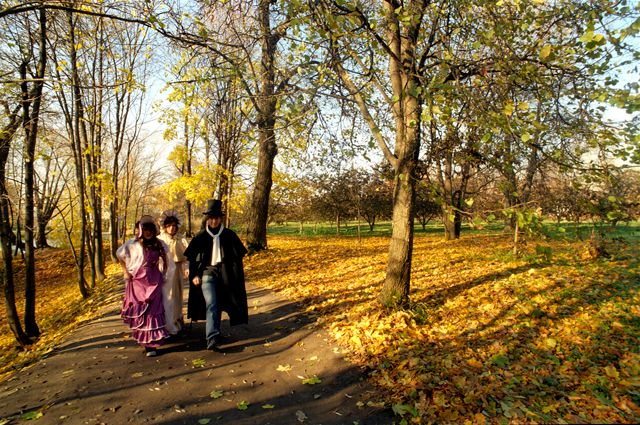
121, 248, 169, 347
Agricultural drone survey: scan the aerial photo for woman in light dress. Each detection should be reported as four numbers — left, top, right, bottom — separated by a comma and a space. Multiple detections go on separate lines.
157, 210, 189, 336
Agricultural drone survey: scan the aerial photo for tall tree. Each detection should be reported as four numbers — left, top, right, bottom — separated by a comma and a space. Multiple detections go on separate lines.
0, 101, 31, 346
161, 0, 315, 250
207, 76, 250, 219
160, 56, 210, 235
49, 8, 90, 297
312, 0, 442, 307
103, 18, 152, 258
311, 0, 638, 307
19, 6, 46, 337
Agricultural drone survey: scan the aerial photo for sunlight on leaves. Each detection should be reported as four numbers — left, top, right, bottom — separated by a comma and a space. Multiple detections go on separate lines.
192, 358, 206, 368
244, 234, 640, 423
20, 411, 43, 420
301, 375, 322, 385
209, 390, 223, 399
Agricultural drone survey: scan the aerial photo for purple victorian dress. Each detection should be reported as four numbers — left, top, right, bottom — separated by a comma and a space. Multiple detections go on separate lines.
121, 247, 169, 347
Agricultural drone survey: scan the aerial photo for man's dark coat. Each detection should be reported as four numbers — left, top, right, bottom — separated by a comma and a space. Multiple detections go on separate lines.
184, 227, 248, 325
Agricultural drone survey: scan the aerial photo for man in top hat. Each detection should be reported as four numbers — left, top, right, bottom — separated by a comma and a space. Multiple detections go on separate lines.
183, 199, 248, 350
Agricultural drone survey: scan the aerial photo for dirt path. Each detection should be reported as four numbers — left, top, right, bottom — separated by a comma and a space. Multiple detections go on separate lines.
0, 282, 393, 425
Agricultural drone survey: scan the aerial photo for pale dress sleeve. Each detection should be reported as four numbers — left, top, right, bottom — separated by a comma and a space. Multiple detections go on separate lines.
116, 239, 144, 277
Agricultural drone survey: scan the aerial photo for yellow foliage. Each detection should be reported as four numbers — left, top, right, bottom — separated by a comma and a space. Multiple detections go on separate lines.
0, 252, 124, 381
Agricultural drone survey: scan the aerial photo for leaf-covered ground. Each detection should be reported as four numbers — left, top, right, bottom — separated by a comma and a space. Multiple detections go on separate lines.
245, 233, 640, 424
0, 249, 123, 381
1, 232, 638, 423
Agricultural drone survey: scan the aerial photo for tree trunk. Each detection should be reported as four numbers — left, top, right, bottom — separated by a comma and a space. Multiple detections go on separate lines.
13, 214, 24, 258
501, 136, 519, 231
0, 224, 32, 346
245, 0, 279, 253
20, 8, 46, 338
245, 150, 277, 248
36, 217, 49, 248
68, 10, 89, 299
452, 189, 463, 239
90, 147, 105, 283
92, 22, 105, 283
109, 200, 118, 261
186, 200, 193, 236
109, 88, 123, 260
245, 109, 277, 252
439, 127, 461, 241
380, 147, 419, 308
443, 207, 457, 241
378, 2, 422, 309
454, 209, 462, 239
0, 104, 31, 346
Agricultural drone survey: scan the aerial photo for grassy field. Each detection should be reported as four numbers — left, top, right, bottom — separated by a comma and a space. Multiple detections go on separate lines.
1, 224, 638, 423
266, 219, 640, 240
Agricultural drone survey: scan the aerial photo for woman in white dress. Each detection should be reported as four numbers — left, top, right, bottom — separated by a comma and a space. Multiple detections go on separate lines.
157, 210, 189, 336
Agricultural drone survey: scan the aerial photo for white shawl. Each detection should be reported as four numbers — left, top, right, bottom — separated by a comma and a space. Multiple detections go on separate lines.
205, 224, 224, 266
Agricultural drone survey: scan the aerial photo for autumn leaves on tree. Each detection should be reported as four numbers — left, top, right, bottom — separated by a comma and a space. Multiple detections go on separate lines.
0, 0, 638, 345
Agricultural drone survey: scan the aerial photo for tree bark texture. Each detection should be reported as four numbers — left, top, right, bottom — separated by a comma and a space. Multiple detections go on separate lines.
90, 20, 105, 283
21, 7, 47, 337
246, 122, 277, 250
68, 10, 89, 298
0, 105, 31, 346
245, 0, 279, 252
36, 216, 49, 248
380, 114, 420, 308
378, 1, 422, 309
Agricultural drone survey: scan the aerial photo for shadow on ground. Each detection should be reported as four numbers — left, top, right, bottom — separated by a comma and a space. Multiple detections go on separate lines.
0, 283, 394, 425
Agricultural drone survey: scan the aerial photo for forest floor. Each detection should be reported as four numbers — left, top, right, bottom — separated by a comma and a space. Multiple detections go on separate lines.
1, 228, 639, 424
0, 271, 393, 424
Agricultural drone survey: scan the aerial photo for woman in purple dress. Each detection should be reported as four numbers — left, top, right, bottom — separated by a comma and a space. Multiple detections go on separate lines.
117, 215, 175, 357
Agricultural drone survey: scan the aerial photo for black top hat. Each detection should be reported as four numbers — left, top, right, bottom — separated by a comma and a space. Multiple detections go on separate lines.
202, 199, 225, 217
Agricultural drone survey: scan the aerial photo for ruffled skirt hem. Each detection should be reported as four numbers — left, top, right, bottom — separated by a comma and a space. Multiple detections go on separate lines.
130, 328, 169, 345
122, 304, 169, 345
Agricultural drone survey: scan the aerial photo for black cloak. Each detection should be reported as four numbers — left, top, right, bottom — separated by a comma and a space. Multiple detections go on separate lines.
183, 227, 248, 326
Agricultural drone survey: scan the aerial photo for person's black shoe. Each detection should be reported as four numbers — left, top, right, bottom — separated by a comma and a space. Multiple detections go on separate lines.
207, 335, 225, 351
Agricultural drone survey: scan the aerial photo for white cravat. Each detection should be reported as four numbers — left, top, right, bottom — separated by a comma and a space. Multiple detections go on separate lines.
206, 224, 224, 266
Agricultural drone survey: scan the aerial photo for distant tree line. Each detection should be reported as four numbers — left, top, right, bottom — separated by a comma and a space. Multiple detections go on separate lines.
266, 162, 640, 236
